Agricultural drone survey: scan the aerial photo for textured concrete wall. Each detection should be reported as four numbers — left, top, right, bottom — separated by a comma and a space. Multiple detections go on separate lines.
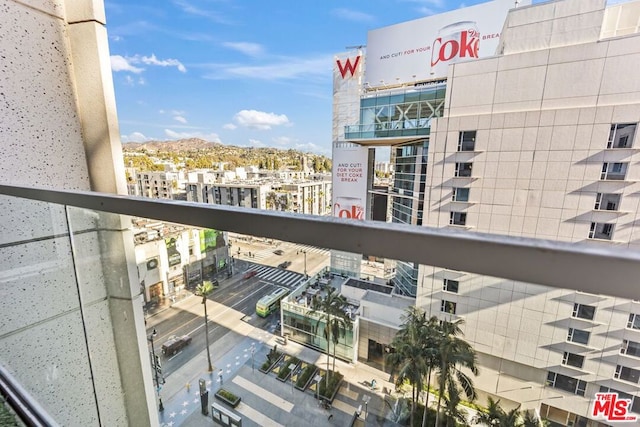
0, 0, 156, 425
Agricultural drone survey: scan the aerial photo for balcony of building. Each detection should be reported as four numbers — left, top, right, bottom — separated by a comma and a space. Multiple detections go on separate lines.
2, 183, 640, 425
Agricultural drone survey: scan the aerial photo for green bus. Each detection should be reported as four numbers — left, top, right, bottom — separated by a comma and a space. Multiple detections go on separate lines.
256, 287, 289, 317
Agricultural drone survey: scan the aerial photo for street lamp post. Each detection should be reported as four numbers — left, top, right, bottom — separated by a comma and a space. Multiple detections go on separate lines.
302, 250, 307, 278
148, 329, 164, 411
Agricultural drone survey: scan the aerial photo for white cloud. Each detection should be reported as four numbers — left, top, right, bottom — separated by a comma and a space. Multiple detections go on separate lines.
124, 75, 145, 86
223, 123, 237, 130
110, 55, 144, 73
272, 136, 291, 146
121, 131, 149, 143
111, 54, 186, 74
222, 42, 264, 57
139, 54, 187, 73
295, 142, 329, 155
416, 6, 436, 15
173, 115, 187, 124
331, 8, 374, 22
203, 54, 332, 81
248, 139, 265, 147
172, 0, 230, 24
233, 110, 291, 130
164, 129, 221, 142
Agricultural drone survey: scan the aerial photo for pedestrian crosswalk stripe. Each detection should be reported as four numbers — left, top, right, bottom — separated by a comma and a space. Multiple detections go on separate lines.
244, 264, 304, 287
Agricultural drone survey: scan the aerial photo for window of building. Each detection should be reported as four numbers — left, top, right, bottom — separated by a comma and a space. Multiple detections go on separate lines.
443, 279, 459, 293
562, 352, 585, 368
608, 123, 637, 149
567, 328, 590, 345
546, 372, 587, 396
595, 193, 621, 211
615, 365, 640, 384
458, 131, 476, 151
628, 313, 640, 330
455, 162, 473, 177
441, 300, 457, 314
572, 303, 596, 320
450, 212, 467, 226
589, 222, 614, 240
621, 340, 640, 357
599, 386, 640, 414
452, 188, 470, 202
601, 162, 628, 180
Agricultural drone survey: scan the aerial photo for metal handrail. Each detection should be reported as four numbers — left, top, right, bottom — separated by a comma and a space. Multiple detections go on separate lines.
0, 364, 58, 427
1, 184, 640, 300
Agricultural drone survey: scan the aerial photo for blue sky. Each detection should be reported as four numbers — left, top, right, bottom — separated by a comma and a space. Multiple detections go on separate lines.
105, 0, 621, 156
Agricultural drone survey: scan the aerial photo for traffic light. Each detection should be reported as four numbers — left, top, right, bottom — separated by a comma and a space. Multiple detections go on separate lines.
155, 354, 162, 369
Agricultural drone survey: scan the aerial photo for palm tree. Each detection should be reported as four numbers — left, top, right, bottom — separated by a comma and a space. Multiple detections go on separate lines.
473, 399, 548, 427
473, 396, 503, 426
195, 281, 215, 372
310, 287, 350, 390
442, 382, 468, 427
522, 410, 547, 427
434, 319, 478, 427
386, 307, 431, 427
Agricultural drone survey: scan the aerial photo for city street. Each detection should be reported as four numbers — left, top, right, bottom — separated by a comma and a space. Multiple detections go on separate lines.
143, 235, 396, 426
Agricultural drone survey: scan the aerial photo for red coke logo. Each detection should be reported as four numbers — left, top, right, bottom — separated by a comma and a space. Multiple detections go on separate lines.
431, 28, 479, 67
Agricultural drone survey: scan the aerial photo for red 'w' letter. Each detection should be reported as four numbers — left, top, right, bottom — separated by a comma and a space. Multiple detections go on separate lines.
336, 56, 361, 78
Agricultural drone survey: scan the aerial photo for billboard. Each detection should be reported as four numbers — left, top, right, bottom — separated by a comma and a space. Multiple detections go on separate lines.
165, 237, 182, 267
199, 229, 226, 253
332, 143, 369, 221
365, 0, 530, 87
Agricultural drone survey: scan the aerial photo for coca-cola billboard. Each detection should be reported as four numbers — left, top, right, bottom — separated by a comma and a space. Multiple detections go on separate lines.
332, 143, 369, 222
365, 0, 530, 87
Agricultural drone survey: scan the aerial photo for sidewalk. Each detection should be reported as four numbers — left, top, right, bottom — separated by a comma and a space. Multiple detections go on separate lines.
154, 297, 405, 427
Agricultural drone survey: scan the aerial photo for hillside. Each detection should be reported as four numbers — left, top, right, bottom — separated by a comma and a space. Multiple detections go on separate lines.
123, 138, 332, 172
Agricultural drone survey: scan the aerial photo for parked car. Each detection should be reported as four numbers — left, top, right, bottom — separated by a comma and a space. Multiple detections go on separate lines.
161, 335, 192, 356
273, 249, 284, 255
243, 270, 257, 279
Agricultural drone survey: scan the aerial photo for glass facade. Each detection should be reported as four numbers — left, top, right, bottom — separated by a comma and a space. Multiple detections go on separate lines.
345, 85, 446, 140
281, 297, 356, 362
390, 140, 429, 297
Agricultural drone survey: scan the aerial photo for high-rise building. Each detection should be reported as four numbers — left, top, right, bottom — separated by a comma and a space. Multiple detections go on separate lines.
333, 0, 640, 423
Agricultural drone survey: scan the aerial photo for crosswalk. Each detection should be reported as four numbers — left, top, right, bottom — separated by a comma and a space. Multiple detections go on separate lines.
246, 265, 306, 288
244, 244, 330, 261
293, 244, 330, 257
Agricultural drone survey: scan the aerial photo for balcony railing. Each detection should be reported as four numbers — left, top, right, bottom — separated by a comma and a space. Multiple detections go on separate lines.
344, 120, 431, 140
1, 184, 639, 300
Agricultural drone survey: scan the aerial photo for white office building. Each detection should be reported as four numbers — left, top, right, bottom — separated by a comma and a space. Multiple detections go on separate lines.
333, 0, 640, 424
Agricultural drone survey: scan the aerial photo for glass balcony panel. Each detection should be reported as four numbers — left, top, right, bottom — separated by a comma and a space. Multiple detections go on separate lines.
3, 186, 640, 426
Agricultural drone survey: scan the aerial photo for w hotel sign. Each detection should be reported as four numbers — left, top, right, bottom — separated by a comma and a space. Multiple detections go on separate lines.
336, 56, 361, 79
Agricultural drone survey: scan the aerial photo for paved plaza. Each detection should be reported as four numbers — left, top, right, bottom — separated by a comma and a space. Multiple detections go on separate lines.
149, 297, 403, 427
